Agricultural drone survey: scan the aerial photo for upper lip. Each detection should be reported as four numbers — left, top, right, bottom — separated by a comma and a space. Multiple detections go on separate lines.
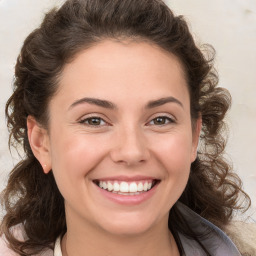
92, 175, 159, 182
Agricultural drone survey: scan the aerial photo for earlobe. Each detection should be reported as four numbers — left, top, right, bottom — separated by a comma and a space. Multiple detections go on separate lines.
27, 116, 52, 173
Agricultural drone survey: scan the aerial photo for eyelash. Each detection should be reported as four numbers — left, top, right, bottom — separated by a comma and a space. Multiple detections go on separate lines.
147, 116, 175, 126
78, 115, 175, 128
78, 116, 108, 127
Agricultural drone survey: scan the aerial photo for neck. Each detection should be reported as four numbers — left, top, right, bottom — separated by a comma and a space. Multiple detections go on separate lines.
62, 215, 179, 256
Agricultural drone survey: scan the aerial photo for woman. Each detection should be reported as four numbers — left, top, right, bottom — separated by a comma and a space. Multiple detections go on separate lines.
0, 0, 252, 255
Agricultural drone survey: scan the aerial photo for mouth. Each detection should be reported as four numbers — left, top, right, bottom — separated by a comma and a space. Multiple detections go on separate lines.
93, 179, 160, 196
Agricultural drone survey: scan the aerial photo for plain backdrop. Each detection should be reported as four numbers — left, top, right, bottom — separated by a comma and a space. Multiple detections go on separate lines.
0, 0, 255, 220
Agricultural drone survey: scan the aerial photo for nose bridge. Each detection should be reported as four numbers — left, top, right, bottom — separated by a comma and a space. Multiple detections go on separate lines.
110, 122, 149, 165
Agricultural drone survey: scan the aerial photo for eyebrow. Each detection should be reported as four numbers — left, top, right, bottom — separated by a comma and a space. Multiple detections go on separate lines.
146, 97, 183, 109
69, 97, 117, 110
69, 96, 183, 110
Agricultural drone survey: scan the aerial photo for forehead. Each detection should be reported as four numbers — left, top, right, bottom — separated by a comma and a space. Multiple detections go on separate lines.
54, 40, 189, 109
61, 40, 186, 80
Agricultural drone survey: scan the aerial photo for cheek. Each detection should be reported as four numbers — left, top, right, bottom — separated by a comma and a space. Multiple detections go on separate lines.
49, 130, 108, 187
148, 133, 193, 212
152, 132, 193, 171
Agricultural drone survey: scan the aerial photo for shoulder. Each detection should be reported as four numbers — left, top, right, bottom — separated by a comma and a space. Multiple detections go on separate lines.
176, 202, 242, 255
223, 221, 256, 256
0, 224, 54, 256
0, 235, 19, 256
0, 224, 24, 256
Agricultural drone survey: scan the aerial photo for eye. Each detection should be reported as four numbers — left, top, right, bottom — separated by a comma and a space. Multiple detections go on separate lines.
79, 117, 107, 127
148, 116, 174, 126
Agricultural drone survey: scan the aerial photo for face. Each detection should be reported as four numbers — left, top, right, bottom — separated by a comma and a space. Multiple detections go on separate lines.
30, 40, 201, 237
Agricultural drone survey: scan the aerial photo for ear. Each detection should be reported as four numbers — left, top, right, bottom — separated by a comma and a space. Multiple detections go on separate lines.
191, 117, 202, 162
27, 116, 52, 173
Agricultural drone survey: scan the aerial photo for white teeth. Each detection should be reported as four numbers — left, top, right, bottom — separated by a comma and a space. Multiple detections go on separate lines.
143, 182, 148, 191
97, 180, 155, 194
129, 182, 137, 193
120, 182, 129, 192
113, 182, 120, 192
107, 182, 113, 191
103, 182, 107, 190
137, 182, 143, 192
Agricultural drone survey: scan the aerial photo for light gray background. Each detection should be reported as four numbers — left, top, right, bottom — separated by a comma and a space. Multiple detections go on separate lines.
0, 0, 255, 219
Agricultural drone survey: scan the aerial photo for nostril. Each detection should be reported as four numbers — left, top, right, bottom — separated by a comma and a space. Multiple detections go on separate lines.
109, 132, 150, 166
110, 148, 150, 166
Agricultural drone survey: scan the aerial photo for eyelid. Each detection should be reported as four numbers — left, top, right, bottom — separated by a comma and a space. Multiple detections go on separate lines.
146, 113, 176, 126
78, 113, 110, 127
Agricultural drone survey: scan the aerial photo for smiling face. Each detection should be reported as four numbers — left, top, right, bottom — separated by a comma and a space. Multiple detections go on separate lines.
29, 40, 201, 237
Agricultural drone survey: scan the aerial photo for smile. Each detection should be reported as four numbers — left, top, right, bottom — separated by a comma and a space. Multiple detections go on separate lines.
94, 180, 158, 195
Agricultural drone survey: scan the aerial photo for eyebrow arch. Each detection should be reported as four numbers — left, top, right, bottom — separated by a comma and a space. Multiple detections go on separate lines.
146, 97, 183, 109
69, 96, 183, 111
69, 97, 117, 110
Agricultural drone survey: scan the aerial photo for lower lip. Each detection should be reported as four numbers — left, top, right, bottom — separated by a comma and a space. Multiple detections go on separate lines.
93, 182, 159, 205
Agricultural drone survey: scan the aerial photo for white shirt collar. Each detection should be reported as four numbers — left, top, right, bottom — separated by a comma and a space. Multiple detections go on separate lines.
54, 236, 62, 256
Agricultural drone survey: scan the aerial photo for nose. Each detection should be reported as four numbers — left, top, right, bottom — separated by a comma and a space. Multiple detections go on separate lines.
110, 126, 150, 166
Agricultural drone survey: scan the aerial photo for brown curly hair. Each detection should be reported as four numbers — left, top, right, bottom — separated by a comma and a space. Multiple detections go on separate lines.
1, 0, 250, 255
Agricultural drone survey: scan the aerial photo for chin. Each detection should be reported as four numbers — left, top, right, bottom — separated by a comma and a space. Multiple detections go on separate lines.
105, 223, 152, 236
97, 213, 161, 236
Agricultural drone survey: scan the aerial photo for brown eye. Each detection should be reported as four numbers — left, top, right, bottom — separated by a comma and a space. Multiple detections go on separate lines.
87, 118, 102, 125
149, 116, 174, 126
154, 117, 166, 125
80, 117, 106, 126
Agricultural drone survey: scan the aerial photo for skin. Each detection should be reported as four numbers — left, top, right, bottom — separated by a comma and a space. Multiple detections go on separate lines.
28, 40, 201, 256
